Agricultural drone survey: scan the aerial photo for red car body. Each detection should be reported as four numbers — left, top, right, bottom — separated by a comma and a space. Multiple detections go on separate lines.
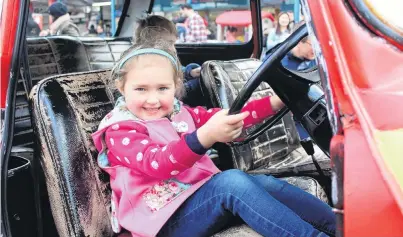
1, 0, 402, 236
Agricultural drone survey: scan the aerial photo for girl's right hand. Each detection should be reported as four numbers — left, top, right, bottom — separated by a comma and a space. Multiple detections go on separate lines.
197, 109, 250, 149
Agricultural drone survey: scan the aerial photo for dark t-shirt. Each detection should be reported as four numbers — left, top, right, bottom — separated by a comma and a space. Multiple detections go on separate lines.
281, 53, 316, 71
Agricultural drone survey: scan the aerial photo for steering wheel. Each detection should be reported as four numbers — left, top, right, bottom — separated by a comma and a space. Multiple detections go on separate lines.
229, 25, 332, 156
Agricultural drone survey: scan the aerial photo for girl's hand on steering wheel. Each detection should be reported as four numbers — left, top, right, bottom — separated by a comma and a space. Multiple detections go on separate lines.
197, 109, 250, 148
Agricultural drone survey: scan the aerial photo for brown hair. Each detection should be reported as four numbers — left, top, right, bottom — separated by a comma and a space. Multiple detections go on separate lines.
134, 15, 177, 45
275, 12, 291, 35
180, 4, 193, 10
111, 39, 184, 98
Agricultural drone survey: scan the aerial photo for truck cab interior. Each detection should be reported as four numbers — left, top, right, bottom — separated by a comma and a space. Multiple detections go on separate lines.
3, 0, 401, 236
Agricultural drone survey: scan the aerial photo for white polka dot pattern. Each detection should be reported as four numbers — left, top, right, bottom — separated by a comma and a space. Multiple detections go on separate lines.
252, 111, 258, 119
171, 170, 179, 175
151, 161, 159, 169
151, 148, 158, 153
112, 124, 119, 130
136, 153, 143, 161
110, 138, 115, 145
169, 155, 177, 164
141, 140, 149, 145
124, 157, 130, 164
122, 137, 130, 145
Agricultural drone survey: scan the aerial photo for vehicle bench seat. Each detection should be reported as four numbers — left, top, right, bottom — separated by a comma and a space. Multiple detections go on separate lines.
30, 69, 329, 237
14, 36, 132, 148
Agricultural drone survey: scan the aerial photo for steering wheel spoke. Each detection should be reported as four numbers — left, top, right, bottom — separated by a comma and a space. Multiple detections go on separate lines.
227, 24, 332, 155
230, 107, 290, 146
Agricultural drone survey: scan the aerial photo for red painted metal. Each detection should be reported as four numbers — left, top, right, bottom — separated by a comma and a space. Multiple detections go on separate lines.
309, 0, 403, 236
0, 0, 20, 108
1, 0, 402, 236
344, 128, 403, 236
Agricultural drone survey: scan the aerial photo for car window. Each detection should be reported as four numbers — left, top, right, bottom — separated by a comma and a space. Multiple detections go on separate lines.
360, 0, 402, 34
27, 0, 124, 38
0, 0, 3, 25
260, 1, 301, 58
152, 0, 254, 44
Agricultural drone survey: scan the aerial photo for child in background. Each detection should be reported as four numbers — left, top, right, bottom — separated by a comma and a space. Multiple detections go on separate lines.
92, 40, 336, 237
134, 15, 202, 106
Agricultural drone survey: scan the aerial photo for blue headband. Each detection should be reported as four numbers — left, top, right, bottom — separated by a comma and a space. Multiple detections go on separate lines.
118, 48, 178, 70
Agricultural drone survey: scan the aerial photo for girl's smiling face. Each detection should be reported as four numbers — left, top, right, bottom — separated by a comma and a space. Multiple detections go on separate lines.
118, 54, 177, 121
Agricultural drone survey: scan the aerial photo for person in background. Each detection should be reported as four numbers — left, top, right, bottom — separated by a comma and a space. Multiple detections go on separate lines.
105, 24, 112, 37
97, 24, 106, 37
173, 16, 188, 42
85, 25, 98, 36
39, 2, 80, 37
180, 4, 207, 43
271, 20, 316, 141
287, 11, 295, 30
266, 12, 291, 50
281, 20, 316, 71
27, 11, 41, 37
225, 26, 241, 43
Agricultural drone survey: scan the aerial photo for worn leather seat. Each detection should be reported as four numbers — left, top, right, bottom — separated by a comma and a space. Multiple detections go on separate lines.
15, 36, 131, 148
200, 59, 331, 176
30, 67, 329, 237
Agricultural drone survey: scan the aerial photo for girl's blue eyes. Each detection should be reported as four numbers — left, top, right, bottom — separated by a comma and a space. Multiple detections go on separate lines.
134, 87, 169, 91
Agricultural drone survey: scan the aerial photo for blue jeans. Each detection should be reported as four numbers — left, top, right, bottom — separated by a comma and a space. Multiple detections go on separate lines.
158, 170, 335, 237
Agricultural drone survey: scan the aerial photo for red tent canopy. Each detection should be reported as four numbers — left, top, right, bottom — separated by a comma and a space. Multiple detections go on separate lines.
215, 11, 274, 27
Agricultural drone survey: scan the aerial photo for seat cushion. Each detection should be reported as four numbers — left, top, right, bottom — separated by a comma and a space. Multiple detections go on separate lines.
213, 224, 262, 237
212, 175, 328, 237
200, 58, 330, 176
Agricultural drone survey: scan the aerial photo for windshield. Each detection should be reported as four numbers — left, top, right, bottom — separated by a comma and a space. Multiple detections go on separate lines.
364, 0, 403, 34
0, 0, 2, 23
27, 0, 124, 38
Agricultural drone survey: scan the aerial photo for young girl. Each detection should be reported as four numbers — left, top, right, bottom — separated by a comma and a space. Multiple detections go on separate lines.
92, 41, 336, 237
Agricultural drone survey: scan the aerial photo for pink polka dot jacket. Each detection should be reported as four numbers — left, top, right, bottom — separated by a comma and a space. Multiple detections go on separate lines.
91, 96, 274, 237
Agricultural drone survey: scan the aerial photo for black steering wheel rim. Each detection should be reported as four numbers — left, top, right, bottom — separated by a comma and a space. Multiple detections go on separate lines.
228, 25, 332, 155
229, 25, 309, 115
228, 25, 309, 147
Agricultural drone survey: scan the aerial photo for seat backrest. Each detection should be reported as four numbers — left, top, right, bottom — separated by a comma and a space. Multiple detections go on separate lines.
14, 37, 132, 148
200, 59, 301, 172
30, 70, 115, 237
80, 37, 132, 70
